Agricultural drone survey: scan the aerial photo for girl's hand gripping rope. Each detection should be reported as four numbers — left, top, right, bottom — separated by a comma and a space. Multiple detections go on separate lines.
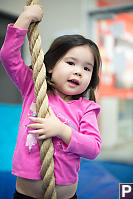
13, 5, 44, 29
28, 107, 72, 145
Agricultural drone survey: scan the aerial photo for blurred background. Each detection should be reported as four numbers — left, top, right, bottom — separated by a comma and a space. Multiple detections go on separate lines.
0, 0, 133, 198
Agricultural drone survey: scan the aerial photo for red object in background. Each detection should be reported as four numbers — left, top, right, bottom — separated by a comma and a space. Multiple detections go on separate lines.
98, 74, 133, 99
96, 12, 133, 98
97, 0, 133, 7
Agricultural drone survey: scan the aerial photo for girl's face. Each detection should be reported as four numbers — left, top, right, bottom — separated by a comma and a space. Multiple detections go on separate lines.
49, 45, 94, 101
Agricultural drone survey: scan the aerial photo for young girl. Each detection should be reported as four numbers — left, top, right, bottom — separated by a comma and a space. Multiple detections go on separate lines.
0, 5, 102, 199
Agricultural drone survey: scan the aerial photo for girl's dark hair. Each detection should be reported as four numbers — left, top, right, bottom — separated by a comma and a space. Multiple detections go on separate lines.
44, 34, 102, 102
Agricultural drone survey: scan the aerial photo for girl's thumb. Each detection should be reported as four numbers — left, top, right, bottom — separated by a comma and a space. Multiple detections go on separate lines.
48, 106, 54, 115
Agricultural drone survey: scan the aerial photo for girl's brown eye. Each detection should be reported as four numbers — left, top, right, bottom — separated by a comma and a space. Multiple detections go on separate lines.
67, 61, 75, 66
84, 67, 90, 71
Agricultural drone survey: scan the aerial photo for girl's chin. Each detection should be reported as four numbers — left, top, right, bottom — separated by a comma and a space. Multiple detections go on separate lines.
56, 89, 84, 98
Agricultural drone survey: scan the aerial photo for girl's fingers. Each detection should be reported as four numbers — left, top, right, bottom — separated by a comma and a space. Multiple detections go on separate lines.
27, 123, 43, 129
28, 117, 44, 123
36, 134, 47, 140
28, 129, 44, 135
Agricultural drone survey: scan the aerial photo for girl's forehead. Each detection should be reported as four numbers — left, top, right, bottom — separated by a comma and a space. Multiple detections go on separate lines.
63, 45, 94, 64
65, 45, 92, 56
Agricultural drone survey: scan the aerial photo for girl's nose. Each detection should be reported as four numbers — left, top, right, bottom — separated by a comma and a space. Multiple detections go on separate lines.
73, 66, 82, 76
74, 72, 82, 76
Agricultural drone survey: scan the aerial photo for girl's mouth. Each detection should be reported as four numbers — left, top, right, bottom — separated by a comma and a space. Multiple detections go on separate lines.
68, 79, 79, 85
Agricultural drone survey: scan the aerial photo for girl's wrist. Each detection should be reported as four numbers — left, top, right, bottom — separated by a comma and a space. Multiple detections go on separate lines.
14, 12, 33, 29
58, 122, 72, 145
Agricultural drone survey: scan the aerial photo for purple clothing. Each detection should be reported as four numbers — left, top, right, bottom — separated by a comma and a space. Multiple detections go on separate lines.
0, 24, 102, 185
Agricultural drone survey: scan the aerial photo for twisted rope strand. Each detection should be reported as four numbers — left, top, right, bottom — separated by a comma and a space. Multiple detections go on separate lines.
26, 0, 56, 198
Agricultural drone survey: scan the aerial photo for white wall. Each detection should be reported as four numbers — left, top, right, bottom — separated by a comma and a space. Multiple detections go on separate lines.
0, 0, 97, 64
100, 98, 119, 148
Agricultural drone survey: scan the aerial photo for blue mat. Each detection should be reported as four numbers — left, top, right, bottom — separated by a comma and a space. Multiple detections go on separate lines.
0, 103, 133, 199
77, 159, 120, 199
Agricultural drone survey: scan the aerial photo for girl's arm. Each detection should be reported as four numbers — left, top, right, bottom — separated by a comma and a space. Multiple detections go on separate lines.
0, 5, 43, 97
63, 106, 101, 160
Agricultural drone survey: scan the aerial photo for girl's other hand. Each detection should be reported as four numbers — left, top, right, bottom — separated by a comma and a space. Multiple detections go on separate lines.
27, 107, 64, 140
27, 107, 72, 145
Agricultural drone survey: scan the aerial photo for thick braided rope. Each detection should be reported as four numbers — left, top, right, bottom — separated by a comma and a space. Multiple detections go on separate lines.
26, 0, 56, 198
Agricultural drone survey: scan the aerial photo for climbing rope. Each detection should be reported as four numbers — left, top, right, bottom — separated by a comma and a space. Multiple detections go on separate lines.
26, 0, 56, 198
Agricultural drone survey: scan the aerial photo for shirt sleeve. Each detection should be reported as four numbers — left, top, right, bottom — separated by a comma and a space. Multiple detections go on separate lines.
0, 24, 33, 97
64, 102, 102, 160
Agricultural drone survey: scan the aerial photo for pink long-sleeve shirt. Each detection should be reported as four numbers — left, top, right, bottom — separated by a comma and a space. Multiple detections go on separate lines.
0, 24, 102, 185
